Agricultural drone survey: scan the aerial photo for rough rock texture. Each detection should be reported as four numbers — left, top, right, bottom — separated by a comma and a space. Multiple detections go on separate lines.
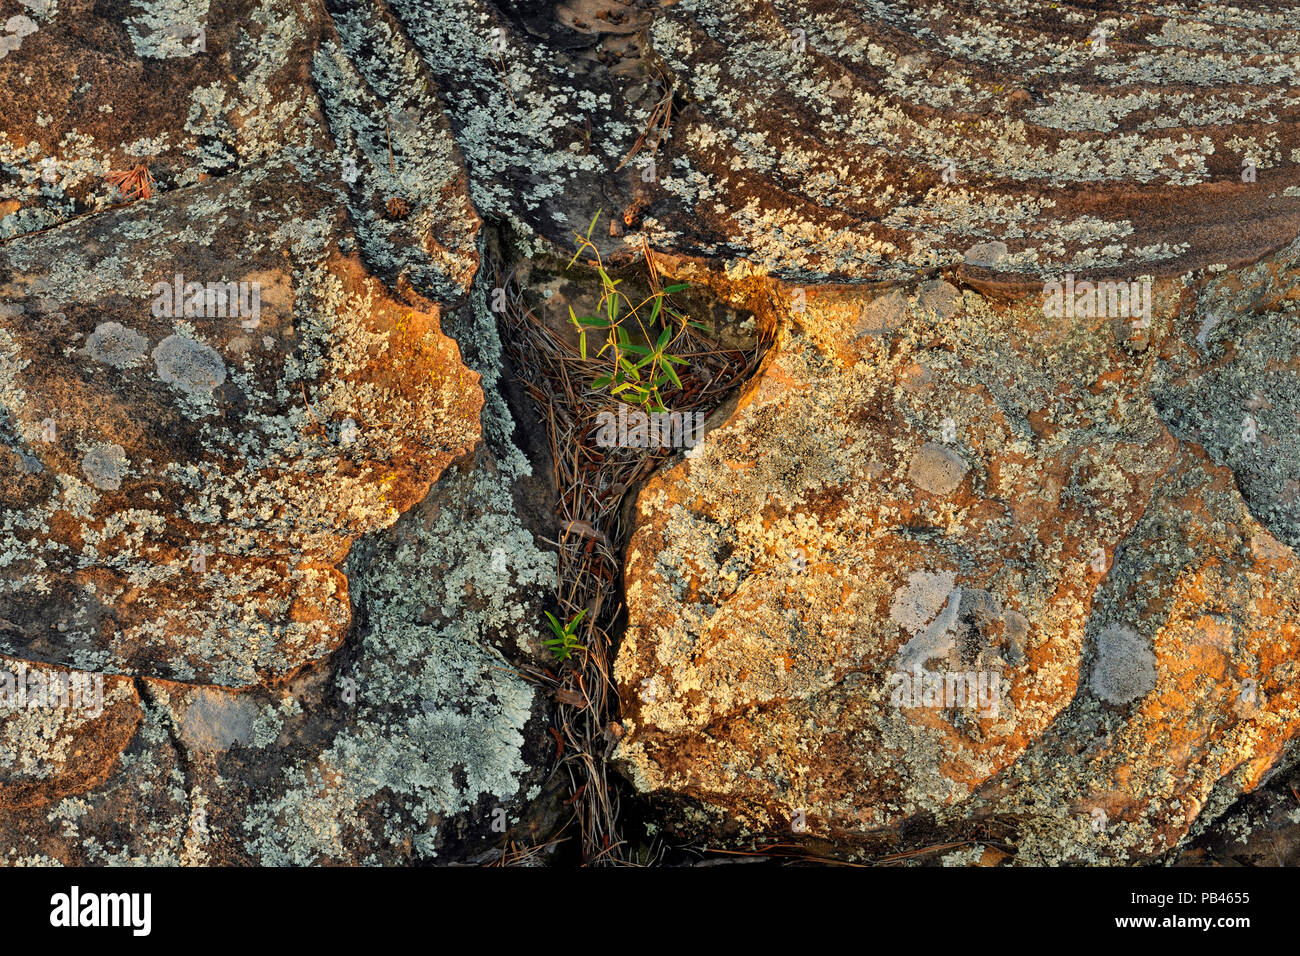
0, 659, 140, 811
326, 0, 1300, 284
640, 0, 1300, 283
0, 0, 559, 864
3, 0, 1300, 866
0, 160, 481, 686
614, 254, 1300, 863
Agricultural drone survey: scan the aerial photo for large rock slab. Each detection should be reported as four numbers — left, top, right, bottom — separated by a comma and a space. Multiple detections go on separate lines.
0, 156, 482, 686
0, 269, 561, 864
614, 262, 1300, 862
0, 0, 563, 859
11, 0, 1298, 285
640, 0, 1300, 283
358, 0, 1300, 285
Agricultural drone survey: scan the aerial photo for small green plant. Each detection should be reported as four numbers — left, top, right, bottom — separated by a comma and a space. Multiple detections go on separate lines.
567, 210, 707, 413
543, 608, 586, 662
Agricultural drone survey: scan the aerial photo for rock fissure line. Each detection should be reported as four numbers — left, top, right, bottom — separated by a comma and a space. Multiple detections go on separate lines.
488, 245, 769, 863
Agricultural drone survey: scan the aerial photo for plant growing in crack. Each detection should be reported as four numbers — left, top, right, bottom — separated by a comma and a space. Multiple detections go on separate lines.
489, 241, 767, 863
566, 210, 705, 413
543, 608, 586, 662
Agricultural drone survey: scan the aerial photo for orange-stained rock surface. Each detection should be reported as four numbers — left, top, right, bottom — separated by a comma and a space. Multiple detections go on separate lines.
615, 252, 1300, 862
4, 0, 1300, 866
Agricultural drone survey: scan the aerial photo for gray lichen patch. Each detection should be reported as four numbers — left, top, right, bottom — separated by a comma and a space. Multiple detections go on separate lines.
347, 456, 555, 661
125, 0, 212, 59
908, 442, 968, 496
178, 686, 258, 752
152, 333, 227, 396
238, 448, 552, 863
80, 442, 128, 491
963, 241, 1009, 268
1153, 236, 1300, 549
241, 619, 538, 864
371, 0, 646, 255
890, 569, 958, 635
311, 2, 480, 300
1088, 624, 1156, 705
85, 322, 149, 369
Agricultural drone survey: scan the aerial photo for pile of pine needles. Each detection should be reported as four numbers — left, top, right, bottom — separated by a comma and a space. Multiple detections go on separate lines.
489, 244, 767, 865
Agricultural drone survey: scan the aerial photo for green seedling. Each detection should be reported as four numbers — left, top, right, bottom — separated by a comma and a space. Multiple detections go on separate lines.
543, 608, 587, 662
566, 210, 706, 413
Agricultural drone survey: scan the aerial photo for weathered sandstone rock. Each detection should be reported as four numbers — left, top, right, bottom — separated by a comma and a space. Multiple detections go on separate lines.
615, 252, 1300, 862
